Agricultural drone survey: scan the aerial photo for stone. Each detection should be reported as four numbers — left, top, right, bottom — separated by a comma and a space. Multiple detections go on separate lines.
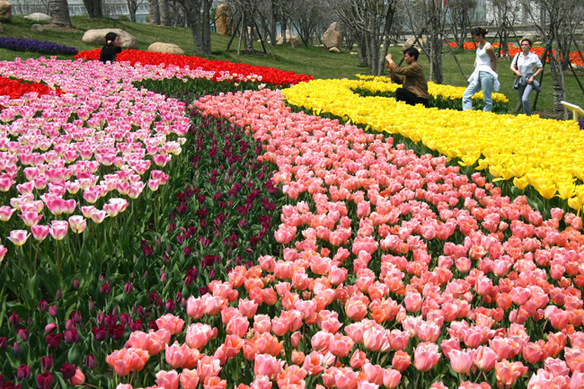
148, 42, 185, 55
276, 31, 299, 46
24, 12, 51, 22
328, 47, 341, 54
323, 22, 342, 51
216, 4, 230, 35
31, 24, 42, 31
0, 0, 11, 23
82, 28, 138, 49
404, 35, 429, 52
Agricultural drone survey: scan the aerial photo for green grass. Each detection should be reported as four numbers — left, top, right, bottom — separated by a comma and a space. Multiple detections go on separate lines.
1, 15, 583, 113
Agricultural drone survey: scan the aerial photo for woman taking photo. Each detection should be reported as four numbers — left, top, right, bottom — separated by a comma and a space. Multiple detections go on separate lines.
462, 27, 499, 112
510, 38, 543, 115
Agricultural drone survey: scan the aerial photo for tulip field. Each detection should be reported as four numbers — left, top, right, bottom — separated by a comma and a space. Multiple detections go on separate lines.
1, 47, 584, 389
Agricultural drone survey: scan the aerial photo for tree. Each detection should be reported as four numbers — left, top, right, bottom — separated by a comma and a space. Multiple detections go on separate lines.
446, 0, 477, 49
529, 0, 584, 116
324, 0, 399, 76
49, 0, 72, 27
401, 0, 448, 83
126, 0, 145, 22
82, 0, 103, 18
289, 0, 326, 46
491, 0, 521, 58
226, 0, 272, 53
148, 0, 160, 24
174, 0, 212, 54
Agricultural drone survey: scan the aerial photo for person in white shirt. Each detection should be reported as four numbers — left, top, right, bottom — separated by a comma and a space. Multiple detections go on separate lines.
462, 27, 499, 112
510, 38, 544, 115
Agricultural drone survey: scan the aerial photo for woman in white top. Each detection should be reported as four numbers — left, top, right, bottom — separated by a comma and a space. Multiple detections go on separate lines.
462, 27, 499, 112
510, 38, 544, 115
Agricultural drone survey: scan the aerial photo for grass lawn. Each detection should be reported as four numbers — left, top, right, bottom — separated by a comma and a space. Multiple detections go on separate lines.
1, 14, 583, 114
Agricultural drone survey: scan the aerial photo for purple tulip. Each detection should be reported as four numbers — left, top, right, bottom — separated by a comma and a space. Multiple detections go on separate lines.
17, 364, 31, 380
124, 282, 133, 294
17, 329, 29, 342
60, 363, 76, 379
92, 326, 107, 341
46, 333, 62, 349
100, 283, 111, 295
36, 371, 53, 389
41, 355, 54, 371
85, 354, 97, 369
64, 329, 79, 344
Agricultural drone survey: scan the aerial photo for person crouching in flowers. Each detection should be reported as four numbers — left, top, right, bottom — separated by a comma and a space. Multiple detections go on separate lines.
462, 27, 499, 112
510, 37, 543, 115
100, 32, 122, 63
385, 47, 429, 107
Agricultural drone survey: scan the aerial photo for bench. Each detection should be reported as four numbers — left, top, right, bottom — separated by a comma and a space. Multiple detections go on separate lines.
561, 101, 584, 121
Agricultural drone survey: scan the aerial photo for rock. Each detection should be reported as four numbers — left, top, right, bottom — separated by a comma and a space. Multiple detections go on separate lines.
0, 0, 11, 23
82, 28, 138, 49
276, 31, 299, 46
216, 4, 230, 35
328, 47, 341, 54
404, 35, 429, 51
148, 42, 185, 55
323, 22, 342, 51
24, 12, 51, 22
30, 23, 80, 33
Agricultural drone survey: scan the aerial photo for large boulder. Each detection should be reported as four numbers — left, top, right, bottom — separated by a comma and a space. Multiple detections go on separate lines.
82, 28, 138, 49
323, 22, 342, 52
148, 42, 185, 55
404, 35, 429, 52
24, 12, 51, 23
0, 0, 11, 23
276, 31, 299, 46
216, 4, 230, 35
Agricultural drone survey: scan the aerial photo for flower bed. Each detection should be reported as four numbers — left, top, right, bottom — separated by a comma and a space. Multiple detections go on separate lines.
75, 49, 313, 86
100, 87, 584, 389
0, 56, 289, 388
446, 42, 584, 68
0, 37, 78, 56
0, 76, 63, 100
355, 75, 509, 112
282, 78, 584, 210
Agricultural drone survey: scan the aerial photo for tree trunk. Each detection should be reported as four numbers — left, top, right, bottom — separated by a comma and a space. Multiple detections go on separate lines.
186, 6, 205, 53
83, 0, 103, 19
159, 0, 169, 26
127, 0, 137, 22
148, 0, 160, 25
201, 0, 212, 54
269, 0, 277, 45
49, 0, 72, 26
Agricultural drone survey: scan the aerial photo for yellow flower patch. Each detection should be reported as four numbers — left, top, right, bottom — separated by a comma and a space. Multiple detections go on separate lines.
282, 78, 584, 210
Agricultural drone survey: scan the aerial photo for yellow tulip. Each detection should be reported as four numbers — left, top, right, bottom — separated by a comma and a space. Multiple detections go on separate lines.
513, 176, 529, 190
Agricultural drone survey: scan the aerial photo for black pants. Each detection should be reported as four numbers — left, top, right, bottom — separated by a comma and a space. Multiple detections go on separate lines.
396, 88, 428, 107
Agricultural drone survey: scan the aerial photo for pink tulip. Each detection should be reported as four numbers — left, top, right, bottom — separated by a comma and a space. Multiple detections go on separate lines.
49, 220, 68, 240
253, 314, 272, 334
31, 224, 50, 241
449, 348, 474, 374
68, 215, 86, 234
382, 368, 402, 389
156, 314, 185, 335
254, 354, 282, 380
414, 342, 441, 372
155, 369, 179, 389
8, 229, 30, 246
186, 323, 218, 350
179, 368, 200, 389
